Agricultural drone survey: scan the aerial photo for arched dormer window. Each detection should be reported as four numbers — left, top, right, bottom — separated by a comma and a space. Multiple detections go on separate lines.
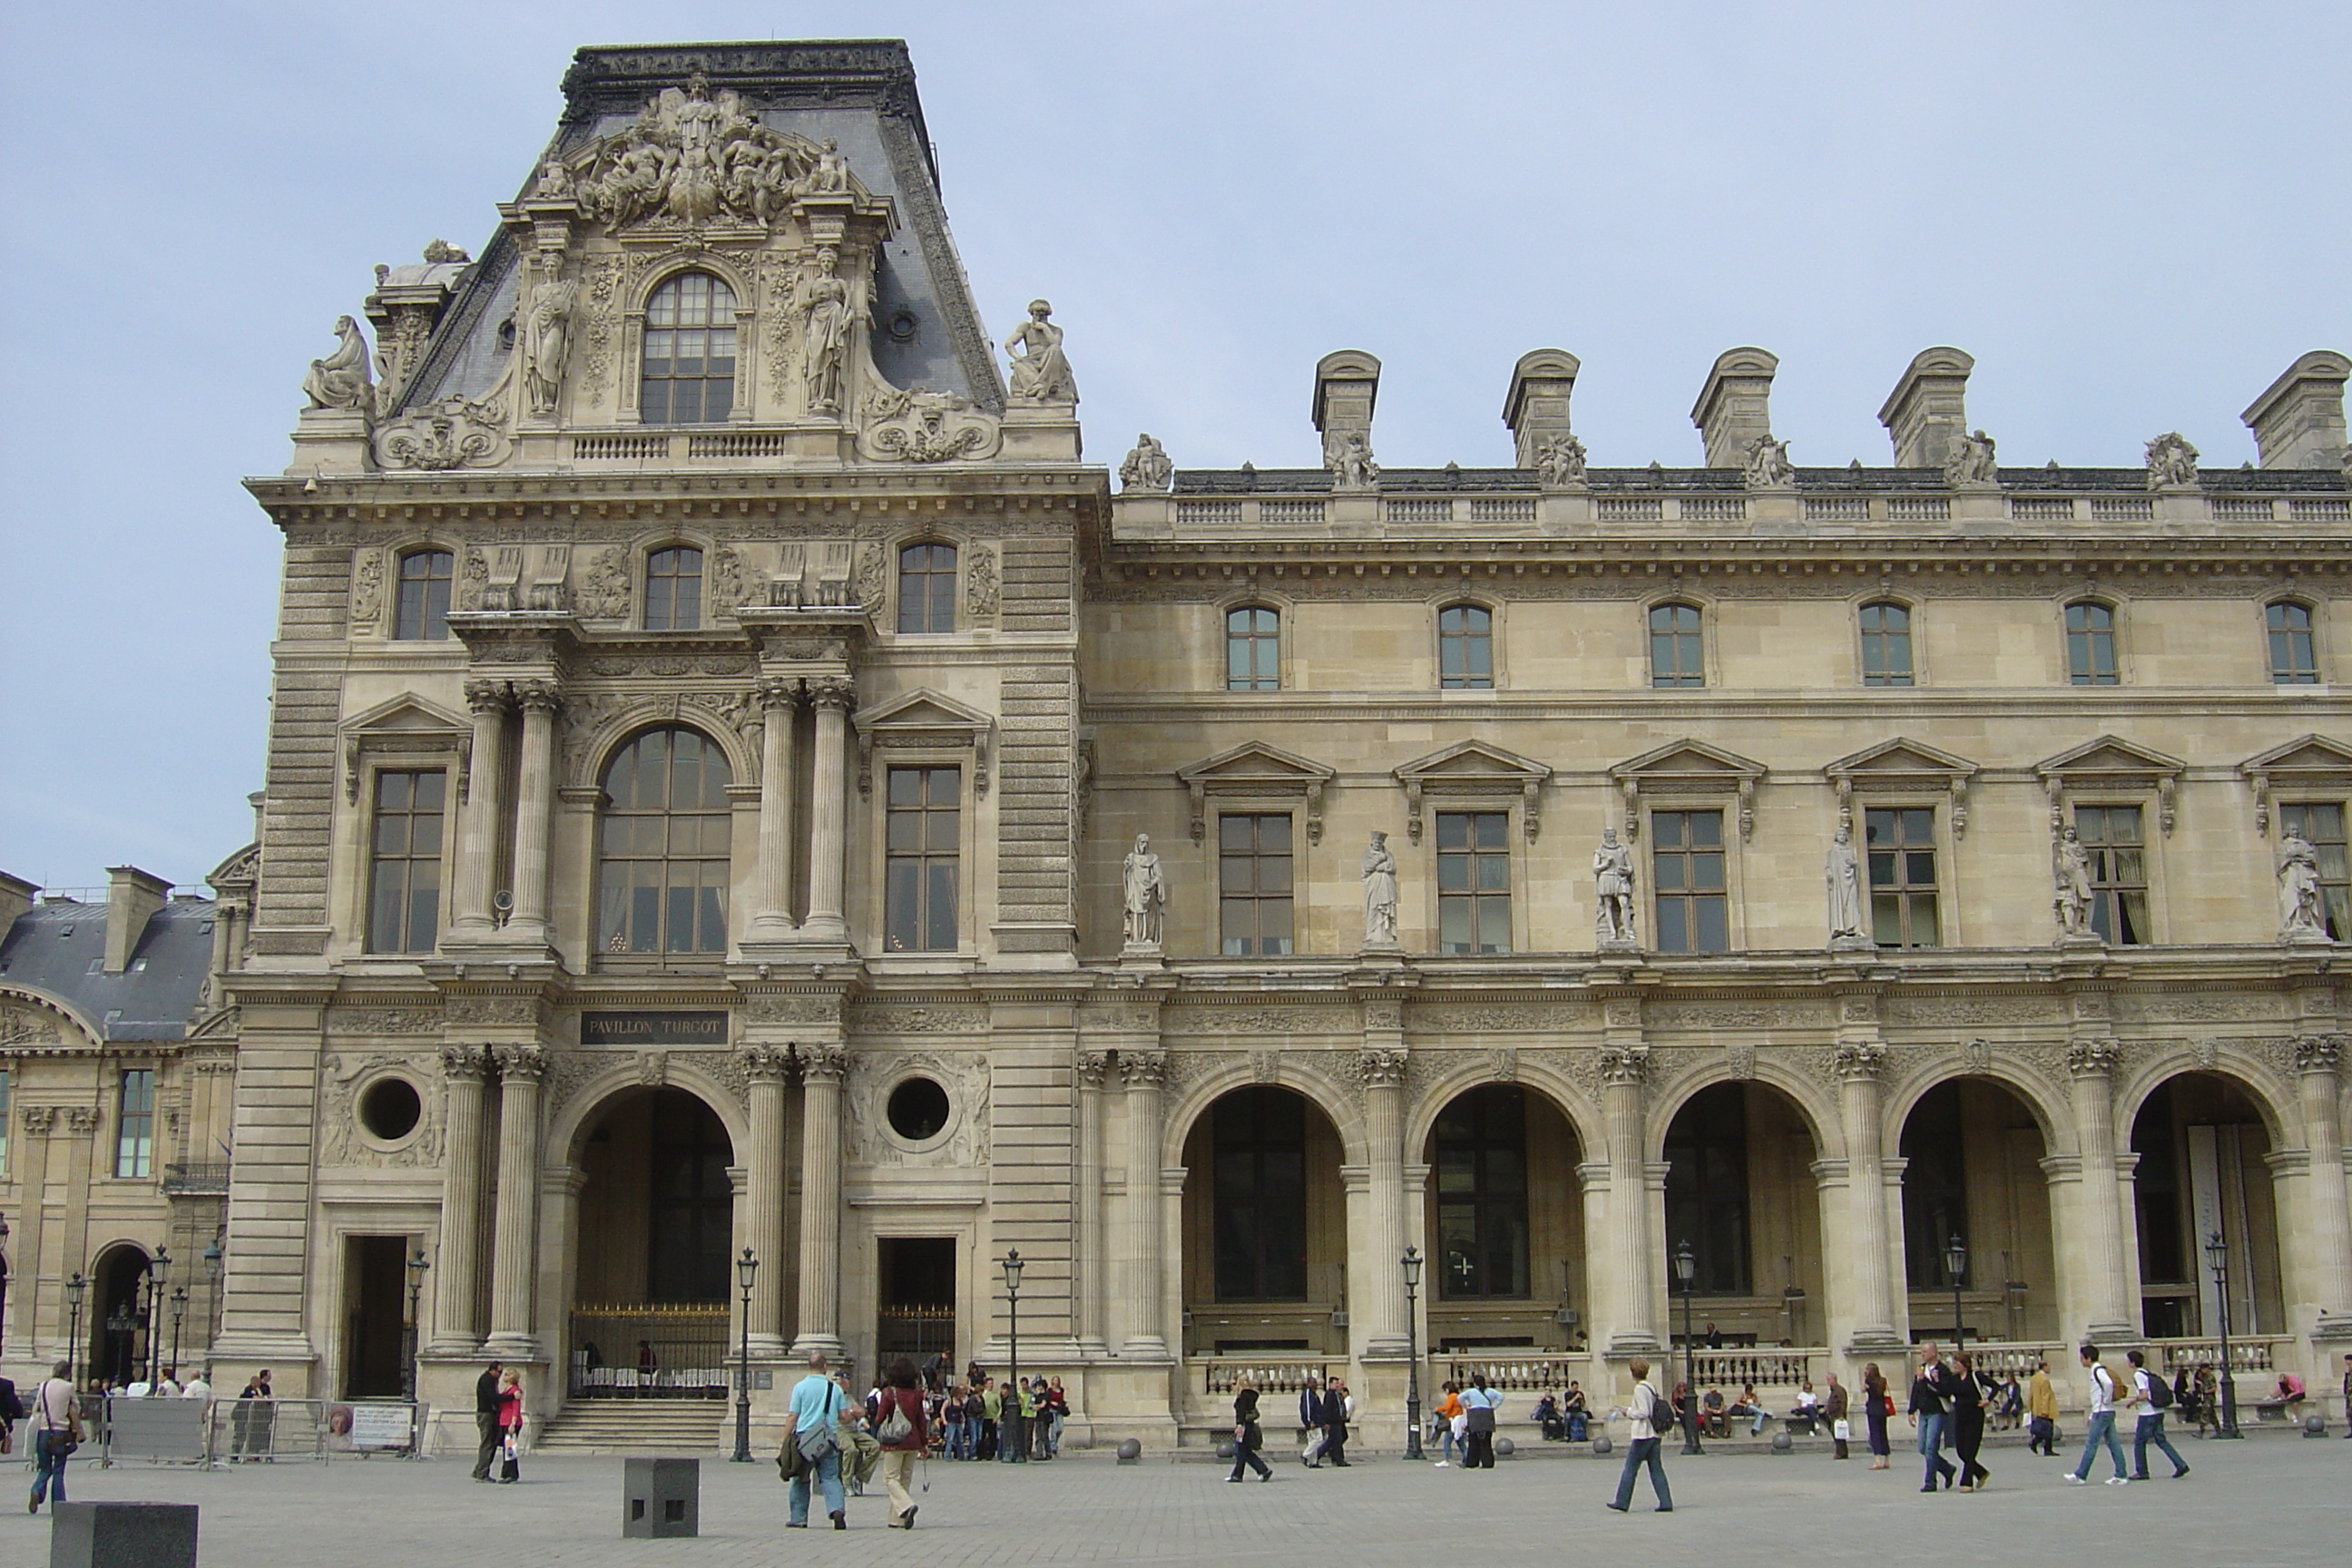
2268, 601, 2319, 684
640, 272, 737, 425
1648, 602, 1704, 688
897, 543, 957, 633
597, 727, 731, 956
2064, 600, 2119, 685
1438, 603, 1494, 689
645, 546, 703, 631
1227, 605, 1281, 691
393, 550, 454, 640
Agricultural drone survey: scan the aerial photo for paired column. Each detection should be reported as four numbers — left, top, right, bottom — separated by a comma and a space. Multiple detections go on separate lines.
429, 1047, 492, 1354
484, 1044, 547, 1359
448, 680, 512, 939
1355, 1046, 1412, 1356
799, 676, 856, 946
504, 681, 563, 946
2065, 1038, 2136, 1340
2293, 1035, 2352, 1333
1119, 1050, 1171, 1357
792, 1046, 848, 1357
741, 1046, 792, 1355
1835, 1042, 1901, 1346
1073, 1051, 1112, 1352
745, 678, 802, 943
1601, 1044, 1661, 1352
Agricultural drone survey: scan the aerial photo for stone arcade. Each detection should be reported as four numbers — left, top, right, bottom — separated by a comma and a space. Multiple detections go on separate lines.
6, 40, 2352, 1453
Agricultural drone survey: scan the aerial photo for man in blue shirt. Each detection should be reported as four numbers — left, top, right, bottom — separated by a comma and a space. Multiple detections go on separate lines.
785, 1352, 848, 1529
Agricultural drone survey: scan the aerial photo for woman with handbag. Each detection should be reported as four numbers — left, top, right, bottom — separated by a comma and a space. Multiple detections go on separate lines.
1861, 1362, 1891, 1469
495, 1368, 525, 1483
875, 1358, 928, 1528
1226, 1378, 1272, 1482
26, 1362, 79, 1514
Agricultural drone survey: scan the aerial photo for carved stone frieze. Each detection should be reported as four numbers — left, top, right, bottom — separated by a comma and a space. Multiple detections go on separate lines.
856, 387, 1002, 463
350, 553, 384, 624
1883, 995, 2062, 1027
320, 1053, 444, 1168
1410, 1002, 1598, 1034
1248, 1048, 1280, 1083
2064, 1037, 2124, 1077
577, 547, 632, 620
1962, 1037, 1993, 1076
1646, 1000, 1832, 1031
1347, 1047, 1410, 1088
0, 1006, 61, 1048
849, 1003, 987, 1035
445, 996, 537, 1028
2112, 994, 2282, 1024
748, 995, 842, 1026
328, 1007, 441, 1035
964, 544, 999, 619
847, 1049, 989, 1167
375, 394, 512, 471
1723, 1044, 1756, 1081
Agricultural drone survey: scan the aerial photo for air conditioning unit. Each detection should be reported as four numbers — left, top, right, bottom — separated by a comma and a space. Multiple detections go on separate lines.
1554, 1308, 1580, 1327
1329, 1309, 1349, 1328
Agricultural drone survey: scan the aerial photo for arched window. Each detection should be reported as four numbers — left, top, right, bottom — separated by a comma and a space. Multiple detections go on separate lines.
2064, 601, 2119, 685
1648, 603, 1704, 688
897, 543, 957, 633
644, 546, 703, 631
393, 550, 454, 640
1226, 606, 1280, 691
1857, 601, 1913, 686
2268, 601, 2319, 683
597, 728, 731, 955
639, 272, 737, 424
1438, 603, 1494, 689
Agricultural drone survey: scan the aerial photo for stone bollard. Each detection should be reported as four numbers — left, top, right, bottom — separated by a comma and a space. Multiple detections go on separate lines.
622, 1456, 700, 1539
1770, 1431, 1793, 1453
1116, 1437, 1142, 1465
1591, 1434, 1613, 1456
48, 1502, 199, 1568
1494, 1436, 1515, 1459
2303, 1414, 2328, 1438
1214, 1438, 1235, 1459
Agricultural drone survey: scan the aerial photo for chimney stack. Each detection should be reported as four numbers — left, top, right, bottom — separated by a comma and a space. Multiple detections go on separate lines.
1503, 349, 1581, 469
1690, 348, 1779, 468
2241, 350, 2350, 470
104, 865, 172, 975
0, 872, 37, 932
1311, 349, 1382, 466
1877, 347, 1976, 469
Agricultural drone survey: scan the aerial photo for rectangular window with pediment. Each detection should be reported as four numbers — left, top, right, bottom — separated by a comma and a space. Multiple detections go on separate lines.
367, 769, 446, 955
1436, 810, 1511, 955
1865, 807, 1939, 947
2281, 801, 2350, 939
885, 766, 961, 953
1218, 814, 1293, 956
1651, 808, 1728, 953
2074, 804, 2150, 945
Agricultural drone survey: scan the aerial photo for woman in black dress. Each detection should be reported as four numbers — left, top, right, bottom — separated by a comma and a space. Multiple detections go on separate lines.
1862, 1362, 1891, 1469
1949, 1351, 1991, 1491
1227, 1379, 1272, 1482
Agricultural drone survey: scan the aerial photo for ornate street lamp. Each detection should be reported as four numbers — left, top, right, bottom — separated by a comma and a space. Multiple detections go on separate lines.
203, 1232, 224, 1348
0, 1212, 11, 1349
1673, 1240, 1703, 1455
1401, 1247, 1426, 1461
1002, 1249, 1026, 1464
403, 1249, 429, 1402
169, 1288, 189, 1383
732, 1248, 759, 1462
64, 1272, 87, 1388
142, 1246, 172, 1385
1944, 1234, 1967, 1355
2203, 1230, 2242, 1439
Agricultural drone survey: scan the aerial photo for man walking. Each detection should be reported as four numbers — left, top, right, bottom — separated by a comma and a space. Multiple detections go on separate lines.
1320, 1377, 1353, 1466
2064, 1343, 2131, 1485
2123, 1349, 2189, 1480
1298, 1379, 1327, 1467
1907, 1342, 1958, 1493
2025, 1359, 2059, 1456
785, 1351, 848, 1530
469, 1360, 504, 1483
26, 1361, 77, 1514
1604, 1357, 1673, 1514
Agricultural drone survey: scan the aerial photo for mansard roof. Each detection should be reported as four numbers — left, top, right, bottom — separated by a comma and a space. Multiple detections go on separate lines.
0, 897, 215, 1043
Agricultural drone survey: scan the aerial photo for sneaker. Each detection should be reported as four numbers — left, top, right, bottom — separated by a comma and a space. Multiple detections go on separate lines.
903, 1506, 918, 1529
1432, 1460, 1449, 1468
2104, 1476, 2130, 1485
2064, 1474, 2087, 1485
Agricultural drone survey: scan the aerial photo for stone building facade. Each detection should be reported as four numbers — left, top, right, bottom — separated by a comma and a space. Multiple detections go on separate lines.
30, 40, 2350, 1447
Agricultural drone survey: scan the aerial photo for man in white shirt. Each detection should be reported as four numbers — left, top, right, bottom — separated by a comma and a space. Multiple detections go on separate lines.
2122, 1349, 2189, 1481
27, 1362, 78, 1514
181, 1372, 213, 1402
1605, 1357, 1674, 1514
2064, 1344, 2131, 1485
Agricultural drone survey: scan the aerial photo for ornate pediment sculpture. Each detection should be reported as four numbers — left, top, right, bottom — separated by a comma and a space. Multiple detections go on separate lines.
856, 386, 1002, 463
374, 392, 512, 471
552, 75, 853, 232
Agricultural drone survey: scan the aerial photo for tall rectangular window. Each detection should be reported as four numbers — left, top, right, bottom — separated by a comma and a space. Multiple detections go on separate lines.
1663, 1082, 1749, 1294
2268, 602, 2320, 683
1858, 602, 1913, 686
115, 1068, 155, 1178
1436, 810, 1510, 955
2074, 804, 2150, 946
1865, 807, 1939, 947
2065, 601, 2119, 685
1212, 1087, 1308, 1301
1651, 808, 1728, 953
392, 551, 454, 640
1226, 607, 1280, 691
643, 546, 703, 632
1438, 604, 1494, 689
1219, 814, 1294, 956
897, 544, 957, 633
367, 769, 446, 954
885, 767, 960, 952
1434, 1084, 1529, 1298
1899, 1083, 1969, 1289
2281, 801, 2351, 939
1649, 603, 1704, 688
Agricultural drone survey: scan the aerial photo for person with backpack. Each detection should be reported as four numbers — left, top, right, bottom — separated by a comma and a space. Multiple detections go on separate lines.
2064, 1344, 2131, 1485
1460, 1372, 1504, 1468
25, 1362, 78, 1514
2123, 1349, 2189, 1481
875, 1358, 928, 1528
1604, 1357, 1673, 1514
781, 1351, 848, 1529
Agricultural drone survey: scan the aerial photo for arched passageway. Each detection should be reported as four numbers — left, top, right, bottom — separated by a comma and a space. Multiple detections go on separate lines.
1897, 1079, 2057, 1343
2129, 1073, 2282, 1338
1180, 1085, 1348, 1357
1661, 1082, 1826, 1348
1422, 1084, 1587, 1353
89, 1243, 152, 1387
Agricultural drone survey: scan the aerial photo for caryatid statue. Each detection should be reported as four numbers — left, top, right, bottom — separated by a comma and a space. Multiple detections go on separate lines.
1122, 833, 1166, 949
524, 262, 578, 416
2053, 824, 2095, 938
1362, 830, 1400, 949
1826, 821, 1866, 944
1593, 827, 1637, 946
2279, 829, 2329, 940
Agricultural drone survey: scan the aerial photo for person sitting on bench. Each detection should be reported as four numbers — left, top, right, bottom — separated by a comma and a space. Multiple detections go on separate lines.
1726, 1383, 1769, 1436
1787, 1381, 1821, 1435
2255, 1372, 2306, 1421
1563, 1382, 1590, 1443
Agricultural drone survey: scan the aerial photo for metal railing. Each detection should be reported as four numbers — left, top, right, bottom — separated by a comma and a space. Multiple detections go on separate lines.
1198, 1358, 1328, 1395
162, 1161, 230, 1194
569, 1306, 732, 1399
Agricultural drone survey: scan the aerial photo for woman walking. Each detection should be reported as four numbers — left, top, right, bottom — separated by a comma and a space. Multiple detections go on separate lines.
1433, 1381, 1465, 1466
1604, 1357, 1673, 1514
1227, 1379, 1273, 1482
1949, 1352, 1990, 1491
495, 1368, 525, 1483
1862, 1362, 1891, 1469
875, 1358, 928, 1528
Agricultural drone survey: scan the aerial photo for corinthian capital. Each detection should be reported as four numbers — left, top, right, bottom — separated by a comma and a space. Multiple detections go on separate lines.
739, 1044, 793, 1084
514, 678, 565, 715
808, 675, 858, 712
493, 1044, 549, 1083
755, 674, 804, 712
21, 1103, 57, 1135
1597, 1044, 1649, 1087
441, 1045, 492, 1083
2064, 1037, 2123, 1078
2293, 1034, 2344, 1074
1833, 1041, 1886, 1083
1348, 1046, 1409, 1089
798, 1044, 850, 1083
1118, 1048, 1168, 1089
1076, 1049, 1112, 1088
463, 678, 512, 716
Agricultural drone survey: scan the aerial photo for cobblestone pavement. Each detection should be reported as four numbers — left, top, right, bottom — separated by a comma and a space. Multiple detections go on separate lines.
10, 1428, 2346, 1567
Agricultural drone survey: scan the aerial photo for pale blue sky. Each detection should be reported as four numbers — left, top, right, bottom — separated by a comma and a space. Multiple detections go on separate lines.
3, 1, 2347, 888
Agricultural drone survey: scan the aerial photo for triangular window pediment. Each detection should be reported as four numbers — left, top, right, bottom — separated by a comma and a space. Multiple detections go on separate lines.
2034, 735, 2185, 784
2239, 733, 2352, 834
1612, 740, 1767, 840
853, 688, 995, 797
340, 694, 474, 804
1178, 742, 1336, 845
1826, 736, 1978, 782
1394, 740, 1553, 843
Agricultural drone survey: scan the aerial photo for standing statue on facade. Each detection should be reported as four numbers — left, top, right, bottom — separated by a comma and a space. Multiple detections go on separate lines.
2053, 824, 2095, 938
303, 316, 375, 416
1120, 433, 1174, 492
1004, 299, 1078, 404
1326, 431, 1378, 490
524, 263, 578, 416
1362, 830, 1400, 950
2279, 829, 2330, 941
1122, 833, 1166, 950
1826, 821, 1867, 944
800, 247, 856, 416
1593, 827, 1638, 946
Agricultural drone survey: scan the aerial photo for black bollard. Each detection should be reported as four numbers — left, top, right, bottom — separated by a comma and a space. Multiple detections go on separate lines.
622, 1456, 700, 1538
48, 1502, 199, 1568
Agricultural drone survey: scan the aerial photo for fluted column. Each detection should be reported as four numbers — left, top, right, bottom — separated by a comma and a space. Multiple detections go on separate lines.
2294, 1035, 2352, 1333
5, 1107, 56, 1364
1601, 1044, 1661, 1352
428, 1047, 492, 1353
504, 680, 563, 945
791, 1045, 848, 1357
485, 1044, 547, 1359
746, 677, 802, 943
2066, 1038, 2136, 1340
1073, 1050, 1112, 1352
800, 676, 856, 946
741, 1045, 792, 1355
1354, 1045, 1412, 1356
448, 680, 512, 938
1835, 1041, 1901, 1347
1120, 1049, 1171, 1357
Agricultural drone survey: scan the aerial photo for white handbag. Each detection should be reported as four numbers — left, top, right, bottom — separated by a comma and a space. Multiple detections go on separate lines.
1832, 1418, 1852, 1441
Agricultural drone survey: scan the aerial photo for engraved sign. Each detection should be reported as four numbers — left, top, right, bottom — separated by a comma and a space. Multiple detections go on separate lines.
580, 1010, 729, 1046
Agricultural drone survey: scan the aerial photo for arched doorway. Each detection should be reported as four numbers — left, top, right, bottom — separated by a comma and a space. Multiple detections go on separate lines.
1422, 1084, 1587, 1354
1897, 1080, 2057, 1342
89, 1243, 152, 1387
1180, 1086, 1348, 1357
1661, 1082, 1827, 1349
2129, 1073, 2283, 1338
569, 1087, 737, 1400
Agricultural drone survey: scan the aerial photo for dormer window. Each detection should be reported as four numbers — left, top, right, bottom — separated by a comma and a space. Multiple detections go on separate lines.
640, 272, 737, 425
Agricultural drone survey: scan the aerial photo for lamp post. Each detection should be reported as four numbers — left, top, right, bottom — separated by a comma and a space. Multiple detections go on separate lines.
107, 1301, 137, 1386
142, 1246, 172, 1385
64, 1273, 87, 1388
0, 1212, 11, 1352
203, 1232, 224, 1348
1401, 1246, 1426, 1461
1001, 1249, 1025, 1465
1673, 1240, 1703, 1455
2203, 1230, 2242, 1438
732, 1247, 758, 1462
169, 1288, 188, 1383
1944, 1234, 1967, 1355
403, 1249, 428, 1402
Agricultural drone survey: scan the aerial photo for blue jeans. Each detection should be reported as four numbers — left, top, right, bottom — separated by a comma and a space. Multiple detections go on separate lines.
31, 1432, 71, 1506
1437, 1424, 1462, 1462
789, 1440, 844, 1524
1917, 1412, 1953, 1485
2073, 1410, 2127, 1479
1612, 1436, 1672, 1510
2132, 1413, 2188, 1478
944, 1420, 965, 1459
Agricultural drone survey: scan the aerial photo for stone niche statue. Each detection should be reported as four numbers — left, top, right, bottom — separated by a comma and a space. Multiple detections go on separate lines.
800, 246, 858, 416
303, 315, 376, 416
1593, 827, 1637, 947
1362, 830, 1400, 951
1005, 299, 1078, 405
524, 262, 578, 416
1122, 833, 1166, 950
1826, 821, 1868, 947
2053, 824, 2096, 940
2279, 829, 2331, 943
1120, 433, 1173, 492
1944, 428, 1999, 486
2145, 431, 2201, 489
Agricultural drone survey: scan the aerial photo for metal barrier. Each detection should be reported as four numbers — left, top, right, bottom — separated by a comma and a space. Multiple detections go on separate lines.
205, 1397, 331, 1464
570, 1306, 732, 1400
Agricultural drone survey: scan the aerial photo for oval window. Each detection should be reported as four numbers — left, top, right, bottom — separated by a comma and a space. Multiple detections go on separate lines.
359, 1078, 423, 1142
886, 1077, 951, 1142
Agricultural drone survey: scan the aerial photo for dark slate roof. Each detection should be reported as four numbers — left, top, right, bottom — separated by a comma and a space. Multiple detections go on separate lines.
0, 898, 216, 1042
1171, 465, 2349, 495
